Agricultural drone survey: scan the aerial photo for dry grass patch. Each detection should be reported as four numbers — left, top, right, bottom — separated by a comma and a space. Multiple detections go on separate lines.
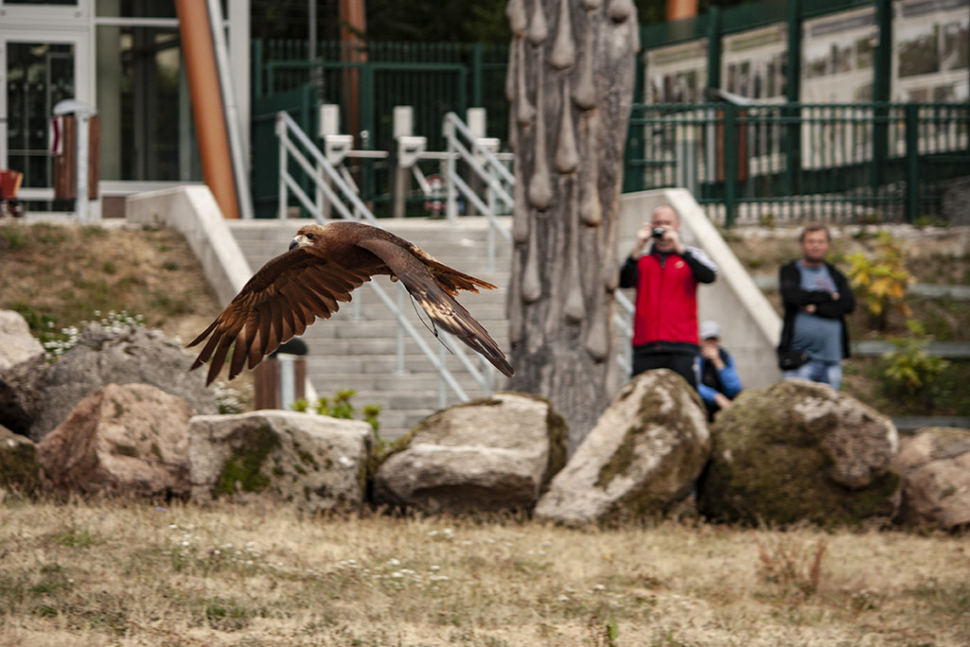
0, 497, 968, 646
0, 221, 222, 347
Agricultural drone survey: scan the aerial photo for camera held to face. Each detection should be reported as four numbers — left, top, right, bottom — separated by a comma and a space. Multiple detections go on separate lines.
651, 227, 666, 240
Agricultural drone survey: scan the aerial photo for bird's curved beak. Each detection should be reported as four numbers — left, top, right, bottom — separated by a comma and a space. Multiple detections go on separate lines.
289, 235, 305, 251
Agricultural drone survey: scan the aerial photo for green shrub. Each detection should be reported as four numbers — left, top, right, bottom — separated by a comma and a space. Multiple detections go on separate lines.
292, 389, 382, 433
878, 321, 949, 410
847, 231, 914, 330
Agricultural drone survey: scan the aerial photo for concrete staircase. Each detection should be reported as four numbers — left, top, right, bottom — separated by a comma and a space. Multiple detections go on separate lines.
228, 217, 514, 439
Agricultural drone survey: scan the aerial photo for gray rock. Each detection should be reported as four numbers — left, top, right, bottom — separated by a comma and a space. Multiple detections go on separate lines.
0, 310, 48, 435
37, 383, 193, 497
373, 393, 567, 514
534, 370, 710, 525
189, 410, 372, 513
30, 323, 217, 441
895, 427, 970, 531
0, 424, 41, 495
698, 379, 901, 526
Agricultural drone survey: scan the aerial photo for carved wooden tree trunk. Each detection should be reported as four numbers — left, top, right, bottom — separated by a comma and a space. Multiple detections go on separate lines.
506, 0, 638, 453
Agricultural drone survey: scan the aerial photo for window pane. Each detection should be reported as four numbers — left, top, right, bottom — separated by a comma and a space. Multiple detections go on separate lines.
5, 42, 75, 189
96, 25, 201, 181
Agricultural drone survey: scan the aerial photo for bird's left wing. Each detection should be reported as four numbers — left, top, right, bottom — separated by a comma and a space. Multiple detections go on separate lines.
188, 248, 371, 385
356, 238, 514, 378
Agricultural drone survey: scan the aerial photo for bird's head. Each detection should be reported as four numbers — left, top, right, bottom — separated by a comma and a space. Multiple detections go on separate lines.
289, 224, 327, 251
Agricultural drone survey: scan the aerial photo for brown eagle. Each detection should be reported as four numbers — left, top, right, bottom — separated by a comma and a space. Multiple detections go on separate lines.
188, 221, 514, 385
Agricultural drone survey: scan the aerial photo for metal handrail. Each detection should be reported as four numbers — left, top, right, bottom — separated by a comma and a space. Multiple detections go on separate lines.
443, 112, 514, 272
276, 110, 496, 406
276, 111, 379, 226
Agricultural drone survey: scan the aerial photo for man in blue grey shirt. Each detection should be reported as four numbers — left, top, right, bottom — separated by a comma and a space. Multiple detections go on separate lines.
778, 224, 856, 390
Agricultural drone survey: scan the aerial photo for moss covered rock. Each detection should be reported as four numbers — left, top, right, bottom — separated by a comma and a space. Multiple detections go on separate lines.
895, 427, 970, 531
189, 410, 372, 513
373, 392, 567, 514
534, 370, 710, 525
0, 425, 41, 495
697, 379, 900, 527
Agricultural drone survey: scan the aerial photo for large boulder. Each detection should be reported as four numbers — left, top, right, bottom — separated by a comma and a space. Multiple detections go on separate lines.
0, 310, 48, 435
0, 424, 41, 495
30, 323, 218, 441
895, 427, 970, 531
534, 370, 710, 525
698, 379, 901, 526
373, 393, 567, 514
189, 410, 372, 513
37, 383, 193, 497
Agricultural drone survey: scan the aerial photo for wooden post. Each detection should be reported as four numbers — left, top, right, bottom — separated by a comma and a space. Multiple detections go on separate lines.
175, 0, 240, 219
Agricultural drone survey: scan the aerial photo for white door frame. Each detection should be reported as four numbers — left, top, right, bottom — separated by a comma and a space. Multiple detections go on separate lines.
0, 27, 92, 197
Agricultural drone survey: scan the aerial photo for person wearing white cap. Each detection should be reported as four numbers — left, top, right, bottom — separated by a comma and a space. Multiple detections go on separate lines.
697, 320, 743, 421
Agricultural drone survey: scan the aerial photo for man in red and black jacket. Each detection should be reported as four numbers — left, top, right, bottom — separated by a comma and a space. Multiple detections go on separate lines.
619, 205, 718, 387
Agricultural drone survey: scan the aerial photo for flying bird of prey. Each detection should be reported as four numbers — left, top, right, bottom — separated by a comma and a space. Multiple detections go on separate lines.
188, 221, 514, 385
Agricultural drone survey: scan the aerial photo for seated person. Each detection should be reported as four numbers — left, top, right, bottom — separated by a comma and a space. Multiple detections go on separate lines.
697, 321, 742, 422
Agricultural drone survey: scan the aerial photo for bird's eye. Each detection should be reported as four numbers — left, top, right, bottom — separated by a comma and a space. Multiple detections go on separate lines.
306, 233, 314, 240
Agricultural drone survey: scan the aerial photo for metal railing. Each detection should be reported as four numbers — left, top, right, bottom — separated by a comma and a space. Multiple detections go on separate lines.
625, 102, 970, 225
442, 112, 514, 272
276, 110, 498, 407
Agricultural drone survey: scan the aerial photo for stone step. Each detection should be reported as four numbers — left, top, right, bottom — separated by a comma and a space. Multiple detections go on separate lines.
299, 334, 511, 357
303, 351, 504, 376
308, 371, 510, 394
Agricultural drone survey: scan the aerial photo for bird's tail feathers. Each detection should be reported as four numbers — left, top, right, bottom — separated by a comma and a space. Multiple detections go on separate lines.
423, 258, 498, 296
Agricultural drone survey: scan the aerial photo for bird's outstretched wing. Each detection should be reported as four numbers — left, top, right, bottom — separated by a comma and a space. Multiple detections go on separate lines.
356, 237, 514, 378
187, 248, 371, 385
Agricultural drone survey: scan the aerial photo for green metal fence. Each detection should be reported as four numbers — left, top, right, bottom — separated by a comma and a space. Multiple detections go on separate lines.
252, 39, 510, 154
250, 36, 968, 224
623, 101, 970, 225
251, 84, 320, 218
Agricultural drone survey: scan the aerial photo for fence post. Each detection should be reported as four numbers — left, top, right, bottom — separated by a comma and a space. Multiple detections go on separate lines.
444, 116, 458, 223
904, 103, 919, 223
470, 43, 483, 109
360, 65, 376, 202
723, 105, 738, 227
276, 112, 287, 220
871, 0, 893, 193
623, 104, 644, 193
705, 7, 721, 91
252, 39, 263, 99
784, 0, 801, 197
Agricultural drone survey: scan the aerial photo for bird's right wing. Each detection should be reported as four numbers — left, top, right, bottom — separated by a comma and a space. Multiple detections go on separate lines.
187, 248, 371, 385
356, 238, 514, 378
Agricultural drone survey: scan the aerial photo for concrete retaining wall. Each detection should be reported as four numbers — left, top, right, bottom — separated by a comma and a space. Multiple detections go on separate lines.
125, 186, 252, 306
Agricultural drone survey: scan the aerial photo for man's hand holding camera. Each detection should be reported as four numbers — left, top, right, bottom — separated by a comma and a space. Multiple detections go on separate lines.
632, 222, 685, 257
